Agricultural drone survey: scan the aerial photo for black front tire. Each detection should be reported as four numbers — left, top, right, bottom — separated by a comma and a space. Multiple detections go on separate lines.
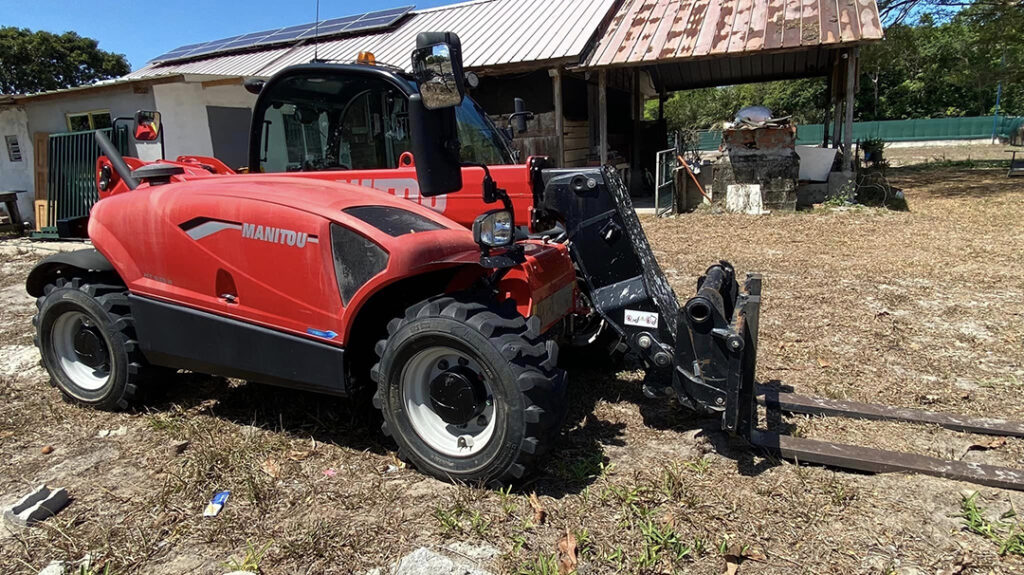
33, 278, 152, 410
371, 295, 567, 485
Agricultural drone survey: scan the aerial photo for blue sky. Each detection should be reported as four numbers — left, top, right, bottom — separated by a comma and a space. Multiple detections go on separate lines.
0, 1, 457, 70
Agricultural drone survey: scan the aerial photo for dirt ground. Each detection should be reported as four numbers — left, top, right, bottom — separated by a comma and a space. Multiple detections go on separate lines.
1, 165, 1023, 575
881, 142, 1014, 167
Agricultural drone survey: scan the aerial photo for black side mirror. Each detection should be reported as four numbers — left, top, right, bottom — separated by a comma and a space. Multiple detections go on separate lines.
505, 98, 534, 137
244, 78, 265, 95
133, 110, 162, 141
410, 32, 465, 197
513, 98, 528, 134
412, 32, 466, 110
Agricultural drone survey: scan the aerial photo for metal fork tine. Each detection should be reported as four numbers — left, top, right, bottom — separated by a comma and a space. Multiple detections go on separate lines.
750, 431, 1024, 491
757, 386, 1024, 438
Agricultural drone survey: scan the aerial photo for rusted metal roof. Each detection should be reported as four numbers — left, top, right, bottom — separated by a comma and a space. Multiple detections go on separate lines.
582, 0, 883, 69
127, 0, 616, 79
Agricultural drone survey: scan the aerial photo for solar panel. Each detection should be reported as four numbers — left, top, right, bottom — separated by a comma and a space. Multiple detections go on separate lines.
150, 5, 414, 64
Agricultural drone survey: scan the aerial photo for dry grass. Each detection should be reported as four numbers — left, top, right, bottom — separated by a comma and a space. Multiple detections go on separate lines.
1, 166, 1023, 574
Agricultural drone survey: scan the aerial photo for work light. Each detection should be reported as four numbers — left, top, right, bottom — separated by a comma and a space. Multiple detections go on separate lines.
472, 209, 513, 248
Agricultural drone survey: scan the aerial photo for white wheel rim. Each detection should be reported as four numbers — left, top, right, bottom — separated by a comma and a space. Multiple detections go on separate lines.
51, 311, 111, 392
401, 346, 496, 458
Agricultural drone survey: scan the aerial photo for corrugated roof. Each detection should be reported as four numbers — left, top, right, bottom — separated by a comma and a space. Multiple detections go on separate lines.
582, 0, 883, 69
127, 0, 616, 80
125, 46, 296, 79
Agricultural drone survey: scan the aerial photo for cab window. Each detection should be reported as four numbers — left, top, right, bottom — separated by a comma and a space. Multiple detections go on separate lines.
257, 72, 512, 173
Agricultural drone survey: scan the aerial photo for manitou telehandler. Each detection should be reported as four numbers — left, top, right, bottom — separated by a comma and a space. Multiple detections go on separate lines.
26, 33, 1024, 489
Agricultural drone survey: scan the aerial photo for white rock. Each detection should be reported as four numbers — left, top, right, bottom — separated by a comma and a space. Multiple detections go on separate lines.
37, 561, 65, 575
444, 541, 499, 563
392, 547, 493, 575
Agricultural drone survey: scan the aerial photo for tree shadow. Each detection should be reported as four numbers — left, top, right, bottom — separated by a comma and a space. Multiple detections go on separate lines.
133, 368, 804, 496
138, 371, 390, 455
889, 165, 1016, 199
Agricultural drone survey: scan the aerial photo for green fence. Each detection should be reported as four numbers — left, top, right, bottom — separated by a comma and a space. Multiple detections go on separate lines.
43, 127, 129, 235
696, 115, 1024, 150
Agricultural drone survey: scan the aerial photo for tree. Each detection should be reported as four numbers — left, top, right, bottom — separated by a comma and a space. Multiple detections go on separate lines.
650, 0, 1024, 131
646, 79, 827, 132
858, 2, 1023, 119
0, 27, 130, 95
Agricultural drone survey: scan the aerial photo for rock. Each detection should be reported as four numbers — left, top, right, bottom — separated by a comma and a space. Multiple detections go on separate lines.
3, 485, 70, 527
959, 489, 978, 501
223, 572, 258, 575
391, 547, 494, 575
40, 445, 53, 455
37, 561, 65, 575
96, 426, 127, 439
444, 542, 499, 564
168, 440, 190, 456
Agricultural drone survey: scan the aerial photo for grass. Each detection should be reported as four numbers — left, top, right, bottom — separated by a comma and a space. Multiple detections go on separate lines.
636, 519, 699, 565
3, 165, 1024, 574
433, 502, 491, 537
959, 494, 1024, 556
515, 553, 560, 575
225, 539, 273, 573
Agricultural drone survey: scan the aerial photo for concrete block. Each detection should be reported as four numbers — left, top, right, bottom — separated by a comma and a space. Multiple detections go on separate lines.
797, 182, 829, 208
726, 184, 768, 215
3, 485, 70, 527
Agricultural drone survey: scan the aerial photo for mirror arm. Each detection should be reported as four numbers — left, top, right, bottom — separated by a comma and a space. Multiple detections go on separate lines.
506, 111, 534, 134
462, 161, 512, 214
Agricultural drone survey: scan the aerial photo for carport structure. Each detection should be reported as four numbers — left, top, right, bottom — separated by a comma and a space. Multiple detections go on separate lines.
578, 0, 884, 169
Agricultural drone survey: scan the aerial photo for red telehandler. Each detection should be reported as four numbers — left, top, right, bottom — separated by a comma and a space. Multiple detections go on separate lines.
25, 33, 1024, 488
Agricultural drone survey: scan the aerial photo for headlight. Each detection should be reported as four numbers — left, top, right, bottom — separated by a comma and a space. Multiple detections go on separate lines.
472, 209, 513, 248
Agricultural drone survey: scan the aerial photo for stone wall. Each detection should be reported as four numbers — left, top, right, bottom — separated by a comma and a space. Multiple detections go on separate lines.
712, 127, 800, 212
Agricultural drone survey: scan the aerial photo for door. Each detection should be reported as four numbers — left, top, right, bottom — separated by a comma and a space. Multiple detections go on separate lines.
33, 132, 48, 201
206, 106, 252, 171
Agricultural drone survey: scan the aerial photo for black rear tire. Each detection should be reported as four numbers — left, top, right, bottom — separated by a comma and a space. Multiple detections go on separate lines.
371, 295, 566, 485
33, 278, 156, 410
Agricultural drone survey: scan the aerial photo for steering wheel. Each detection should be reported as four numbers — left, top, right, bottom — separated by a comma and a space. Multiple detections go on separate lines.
303, 158, 351, 172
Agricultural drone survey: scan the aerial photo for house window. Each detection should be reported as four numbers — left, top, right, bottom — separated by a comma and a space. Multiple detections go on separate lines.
66, 110, 112, 132
4, 135, 21, 162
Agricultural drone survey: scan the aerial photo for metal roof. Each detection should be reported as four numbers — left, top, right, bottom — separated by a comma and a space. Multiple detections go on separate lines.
582, 0, 883, 69
127, 0, 617, 80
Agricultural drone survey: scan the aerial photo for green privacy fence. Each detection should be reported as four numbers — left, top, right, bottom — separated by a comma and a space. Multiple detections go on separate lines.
43, 127, 129, 235
695, 115, 1024, 150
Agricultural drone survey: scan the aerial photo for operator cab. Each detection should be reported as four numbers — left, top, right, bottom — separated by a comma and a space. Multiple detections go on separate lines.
249, 63, 515, 174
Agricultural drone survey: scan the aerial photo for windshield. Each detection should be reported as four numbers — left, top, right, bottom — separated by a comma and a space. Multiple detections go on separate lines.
257, 72, 514, 173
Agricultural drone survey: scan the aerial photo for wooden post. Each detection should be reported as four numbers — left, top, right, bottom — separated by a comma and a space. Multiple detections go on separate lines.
599, 69, 608, 166
631, 69, 642, 189
551, 67, 564, 167
822, 59, 833, 148
832, 53, 845, 149
844, 48, 858, 171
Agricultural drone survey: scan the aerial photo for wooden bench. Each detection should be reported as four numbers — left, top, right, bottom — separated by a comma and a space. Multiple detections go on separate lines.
0, 191, 25, 236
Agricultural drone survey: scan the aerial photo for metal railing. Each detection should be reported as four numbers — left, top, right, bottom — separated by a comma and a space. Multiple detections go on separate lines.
654, 148, 678, 217
44, 127, 128, 233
